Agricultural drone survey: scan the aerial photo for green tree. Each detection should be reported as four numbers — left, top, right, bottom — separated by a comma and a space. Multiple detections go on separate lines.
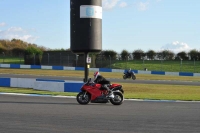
176, 51, 188, 60
132, 49, 144, 60
146, 49, 156, 60
120, 49, 129, 60
102, 50, 117, 60
161, 50, 175, 60
0, 42, 6, 54
188, 49, 199, 60
25, 46, 43, 56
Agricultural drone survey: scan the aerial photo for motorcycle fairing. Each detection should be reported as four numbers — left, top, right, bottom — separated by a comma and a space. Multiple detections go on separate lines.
81, 83, 105, 100
110, 85, 124, 93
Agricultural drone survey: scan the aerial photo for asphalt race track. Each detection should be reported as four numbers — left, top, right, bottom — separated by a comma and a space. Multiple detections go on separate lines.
1, 73, 200, 133
0, 94, 200, 133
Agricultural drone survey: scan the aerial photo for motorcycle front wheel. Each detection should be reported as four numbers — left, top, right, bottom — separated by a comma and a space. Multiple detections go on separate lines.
132, 75, 136, 80
110, 92, 124, 105
76, 92, 91, 105
123, 75, 127, 79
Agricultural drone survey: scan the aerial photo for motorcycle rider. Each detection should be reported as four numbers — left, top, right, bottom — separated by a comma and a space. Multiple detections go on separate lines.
127, 68, 132, 77
93, 71, 113, 98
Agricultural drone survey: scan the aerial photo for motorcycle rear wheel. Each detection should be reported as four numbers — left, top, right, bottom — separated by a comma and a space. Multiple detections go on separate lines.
110, 92, 124, 105
76, 92, 91, 105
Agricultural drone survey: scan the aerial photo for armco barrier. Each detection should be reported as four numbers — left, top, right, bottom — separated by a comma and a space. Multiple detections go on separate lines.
0, 77, 83, 93
1, 63, 200, 77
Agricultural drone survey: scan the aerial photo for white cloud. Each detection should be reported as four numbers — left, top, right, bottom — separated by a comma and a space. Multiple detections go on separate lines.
137, 2, 149, 11
102, 0, 120, 10
0, 27, 38, 43
7, 27, 24, 32
102, 0, 162, 11
102, 0, 128, 10
119, 2, 128, 8
161, 41, 192, 53
0, 22, 6, 27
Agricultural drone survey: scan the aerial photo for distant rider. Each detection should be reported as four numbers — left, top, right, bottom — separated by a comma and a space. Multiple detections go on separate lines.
127, 68, 132, 77
93, 71, 113, 98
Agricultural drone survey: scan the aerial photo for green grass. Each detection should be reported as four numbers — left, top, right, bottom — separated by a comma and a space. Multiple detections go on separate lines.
0, 68, 200, 82
109, 60, 200, 73
122, 83, 200, 101
0, 56, 24, 64
0, 68, 200, 101
1, 83, 200, 101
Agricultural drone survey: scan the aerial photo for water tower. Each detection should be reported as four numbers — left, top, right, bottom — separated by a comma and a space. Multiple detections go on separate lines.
70, 0, 102, 81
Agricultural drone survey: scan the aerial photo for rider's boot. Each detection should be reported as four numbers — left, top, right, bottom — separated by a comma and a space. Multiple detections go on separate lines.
107, 89, 114, 98
103, 84, 114, 98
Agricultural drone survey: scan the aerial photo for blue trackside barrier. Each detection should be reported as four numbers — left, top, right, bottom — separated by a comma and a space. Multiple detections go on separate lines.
0, 78, 11, 87
64, 82, 83, 92
151, 71, 165, 75
99, 68, 112, 72
179, 72, 193, 76
31, 65, 41, 69
52, 66, 64, 70
10, 64, 20, 69
75, 67, 84, 71
0, 77, 83, 93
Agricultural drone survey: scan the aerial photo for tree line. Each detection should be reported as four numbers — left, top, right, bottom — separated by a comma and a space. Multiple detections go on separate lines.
0, 39, 200, 61
0, 39, 67, 56
95, 49, 200, 61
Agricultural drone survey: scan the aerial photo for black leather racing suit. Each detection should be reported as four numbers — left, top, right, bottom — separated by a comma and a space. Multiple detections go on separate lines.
94, 75, 111, 92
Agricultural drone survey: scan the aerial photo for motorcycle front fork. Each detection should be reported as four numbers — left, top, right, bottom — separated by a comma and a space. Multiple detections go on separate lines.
83, 92, 87, 97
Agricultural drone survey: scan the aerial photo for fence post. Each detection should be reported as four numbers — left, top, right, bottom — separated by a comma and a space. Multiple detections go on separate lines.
76, 54, 79, 67
33, 53, 35, 65
47, 53, 49, 65
109, 55, 111, 68
180, 59, 182, 72
101, 54, 103, 68
126, 56, 127, 69
67, 54, 69, 66
143, 57, 144, 69
60, 53, 61, 65
2, 52, 5, 63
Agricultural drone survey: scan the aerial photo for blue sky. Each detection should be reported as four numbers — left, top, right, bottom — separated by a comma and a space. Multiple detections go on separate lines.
0, 0, 200, 54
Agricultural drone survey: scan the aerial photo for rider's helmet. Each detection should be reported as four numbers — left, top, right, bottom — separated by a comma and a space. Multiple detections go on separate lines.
128, 68, 131, 72
94, 71, 100, 80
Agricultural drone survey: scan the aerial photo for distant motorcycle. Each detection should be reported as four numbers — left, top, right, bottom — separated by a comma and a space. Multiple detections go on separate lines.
123, 71, 136, 80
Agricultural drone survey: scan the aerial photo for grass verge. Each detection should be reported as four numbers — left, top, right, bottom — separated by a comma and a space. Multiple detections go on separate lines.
0, 68, 200, 82
1, 83, 200, 101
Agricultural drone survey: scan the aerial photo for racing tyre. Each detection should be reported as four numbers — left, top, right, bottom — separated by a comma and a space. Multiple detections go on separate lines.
132, 75, 136, 80
123, 75, 127, 79
76, 92, 91, 105
110, 92, 124, 105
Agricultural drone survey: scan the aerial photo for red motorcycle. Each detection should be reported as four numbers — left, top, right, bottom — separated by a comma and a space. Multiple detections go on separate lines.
76, 78, 124, 105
